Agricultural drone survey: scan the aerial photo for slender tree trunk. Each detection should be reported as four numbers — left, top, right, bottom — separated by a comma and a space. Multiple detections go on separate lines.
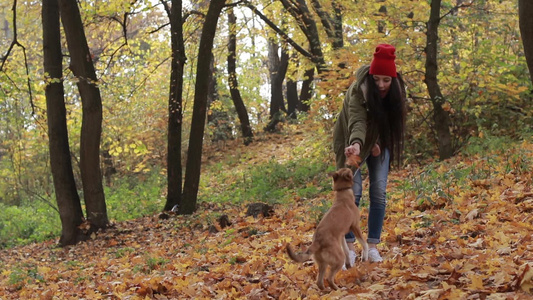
331, 0, 343, 49
425, 0, 453, 160
377, 4, 387, 34
59, 0, 108, 227
279, 0, 326, 72
286, 77, 298, 119
206, 53, 219, 119
310, 0, 343, 49
299, 67, 314, 112
181, 0, 226, 214
164, 0, 186, 212
227, 8, 253, 145
265, 40, 289, 132
519, 0, 533, 84
208, 54, 234, 142
43, 0, 86, 246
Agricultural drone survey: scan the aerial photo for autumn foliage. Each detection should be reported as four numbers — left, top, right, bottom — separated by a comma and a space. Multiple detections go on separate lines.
1, 128, 532, 299
346, 154, 363, 169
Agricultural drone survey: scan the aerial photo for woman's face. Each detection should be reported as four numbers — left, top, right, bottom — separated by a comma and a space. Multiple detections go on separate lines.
373, 75, 392, 98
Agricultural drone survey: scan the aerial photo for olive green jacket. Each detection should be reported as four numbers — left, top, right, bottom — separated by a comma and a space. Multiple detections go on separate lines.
333, 65, 404, 169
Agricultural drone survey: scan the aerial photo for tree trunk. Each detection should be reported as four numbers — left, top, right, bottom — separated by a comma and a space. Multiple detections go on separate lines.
519, 0, 533, 84
310, 0, 343, 49
286, 77, 298, 119
227, 8, 253, 145
331, 0, 343, 49
299, 67, 314, 112
208, 54, 234, 143
265, 40, 289, 132
279, 0, 326, 72
164, 0, 186, 212
377, 4, 387, 33
59, 0, 108, 228
424, 0, 453, 160
207, 53, 219, 120
42, 0, 86, 246
181, 0, 226, 214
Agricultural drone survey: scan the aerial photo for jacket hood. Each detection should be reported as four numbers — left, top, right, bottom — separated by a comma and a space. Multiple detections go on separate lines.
353, 65, 370, 98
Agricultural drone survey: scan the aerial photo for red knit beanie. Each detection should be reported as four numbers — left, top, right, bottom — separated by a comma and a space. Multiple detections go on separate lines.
369, 44, 397, 78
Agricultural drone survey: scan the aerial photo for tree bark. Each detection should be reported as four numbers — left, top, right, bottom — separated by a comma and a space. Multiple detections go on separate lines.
286, 77, 298, 119
424, 0, 453, 160
310, 0, 343, 49
265, 40, 289, 132
164, 0, 186, 212
279, 0, 326, 72
299, 67, 314, 112
519, 0, 533, 84
59, 0, 108, 227
207, 54, 233, 142
227, 8, 253, 145
43, 0, 86, 246
181, 0, 226, 214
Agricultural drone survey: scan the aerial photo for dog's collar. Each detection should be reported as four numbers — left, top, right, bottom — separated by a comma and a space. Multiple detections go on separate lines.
334, 187, 352, 192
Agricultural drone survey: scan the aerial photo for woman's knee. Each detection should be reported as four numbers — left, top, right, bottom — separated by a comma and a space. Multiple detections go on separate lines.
369, 179, 387, 206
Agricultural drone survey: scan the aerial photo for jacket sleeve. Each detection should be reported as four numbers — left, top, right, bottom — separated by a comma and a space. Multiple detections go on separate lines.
347, 81, 368, 148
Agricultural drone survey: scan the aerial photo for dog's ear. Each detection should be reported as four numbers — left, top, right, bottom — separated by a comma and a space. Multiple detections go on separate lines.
343, 172, 353, 181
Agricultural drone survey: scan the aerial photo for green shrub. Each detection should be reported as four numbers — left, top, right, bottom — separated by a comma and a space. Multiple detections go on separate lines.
200, 157, 331, 205
0, 169, 165, 249
105, 169, 165, 222
0, 203, 60, 249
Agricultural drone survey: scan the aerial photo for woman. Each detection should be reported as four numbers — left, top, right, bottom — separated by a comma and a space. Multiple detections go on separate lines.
333, 44, 407, 263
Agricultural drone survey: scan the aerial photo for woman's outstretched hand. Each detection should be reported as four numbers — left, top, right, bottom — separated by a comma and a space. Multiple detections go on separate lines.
345, 143, 362, 168
345, 143, 361, 157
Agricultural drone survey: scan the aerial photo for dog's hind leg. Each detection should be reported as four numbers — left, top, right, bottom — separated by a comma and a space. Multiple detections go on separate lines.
316, 263, 327, 290
341, 239, 352, 268
351, 224, 369, 261
327, 264, 342, 290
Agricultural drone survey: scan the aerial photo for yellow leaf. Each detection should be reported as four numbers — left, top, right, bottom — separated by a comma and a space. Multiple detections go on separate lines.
390, 268, 403, 277
284, 262, 299, 275
519, 263, 533, 294
468, 273, 484, 290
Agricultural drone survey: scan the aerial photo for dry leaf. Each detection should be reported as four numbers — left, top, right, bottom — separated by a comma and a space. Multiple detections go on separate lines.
518, 263, 533, 294
346, 154, 363, 168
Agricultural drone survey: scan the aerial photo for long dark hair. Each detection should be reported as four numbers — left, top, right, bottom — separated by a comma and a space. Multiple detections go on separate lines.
365, 72, 406, 166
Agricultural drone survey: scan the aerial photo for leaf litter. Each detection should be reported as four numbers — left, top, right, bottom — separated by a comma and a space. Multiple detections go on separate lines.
1, 127, 532, 299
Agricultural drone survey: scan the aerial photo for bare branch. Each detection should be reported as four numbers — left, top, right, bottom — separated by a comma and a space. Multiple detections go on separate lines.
149, 7, 203, 34
1, 0, 35, 115
242, 0, 313, 59
440, 1, 475, 21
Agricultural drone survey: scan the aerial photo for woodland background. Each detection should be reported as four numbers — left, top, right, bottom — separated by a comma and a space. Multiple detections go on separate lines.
0, 0, 532, 298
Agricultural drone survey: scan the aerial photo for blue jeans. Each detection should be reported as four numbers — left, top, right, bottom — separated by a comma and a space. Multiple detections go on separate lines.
345, 148, 389, 244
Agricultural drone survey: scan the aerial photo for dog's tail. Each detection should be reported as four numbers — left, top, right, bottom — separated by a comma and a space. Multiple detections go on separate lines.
286, 244, 313, 262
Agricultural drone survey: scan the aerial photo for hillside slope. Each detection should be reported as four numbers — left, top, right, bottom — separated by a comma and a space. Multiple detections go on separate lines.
1, 126, 532, 299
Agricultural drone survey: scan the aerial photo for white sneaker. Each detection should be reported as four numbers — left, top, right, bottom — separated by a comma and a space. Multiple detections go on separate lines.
342, 250, 357, 270
368, 248, 383, 262
349, 250, 357, 266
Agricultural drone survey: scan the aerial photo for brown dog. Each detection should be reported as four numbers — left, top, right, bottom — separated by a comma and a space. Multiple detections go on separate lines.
286, 167, 369, 290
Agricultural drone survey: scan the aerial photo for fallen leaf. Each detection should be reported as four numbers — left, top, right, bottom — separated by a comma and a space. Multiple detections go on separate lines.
518, 263, 533, 294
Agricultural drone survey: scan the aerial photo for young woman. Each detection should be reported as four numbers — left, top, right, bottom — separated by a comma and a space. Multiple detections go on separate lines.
333, 44, 407, 263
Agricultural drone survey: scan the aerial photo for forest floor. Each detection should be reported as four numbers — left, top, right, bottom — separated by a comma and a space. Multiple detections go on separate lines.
1, 125, 532, 299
